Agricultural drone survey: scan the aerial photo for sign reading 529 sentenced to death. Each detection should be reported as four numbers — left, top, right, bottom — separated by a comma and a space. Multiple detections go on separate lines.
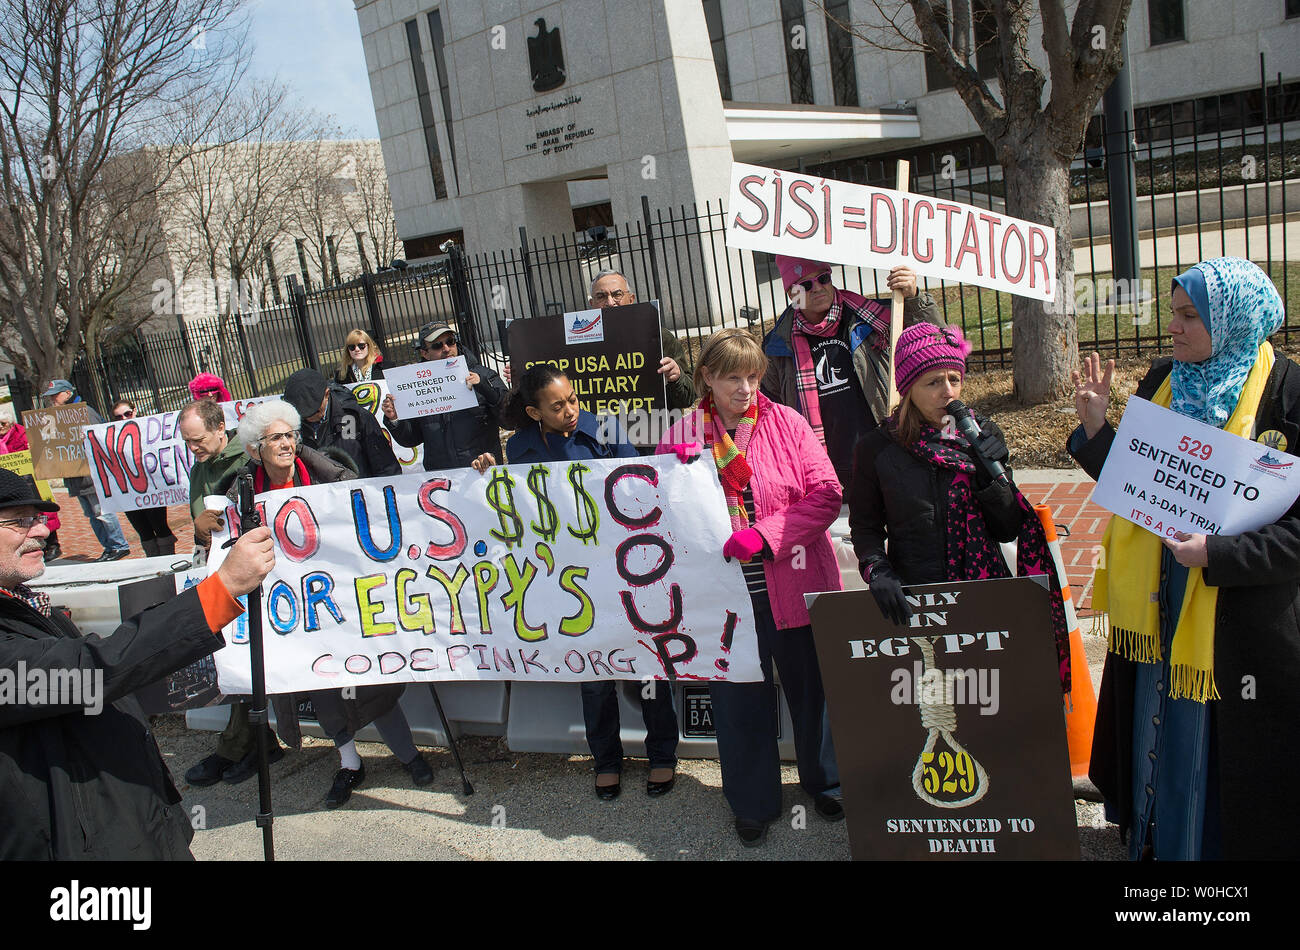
726, 162, 1057, 303
1091, 397, 1300, 538
385, 356, 479, 419
207, 455, 758, 695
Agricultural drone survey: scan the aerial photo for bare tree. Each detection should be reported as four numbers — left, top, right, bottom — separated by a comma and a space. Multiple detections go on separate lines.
0, 0, 254, 391
344, 146, 402, 273
820, 1, 1132, 403
283, 132, 355, 288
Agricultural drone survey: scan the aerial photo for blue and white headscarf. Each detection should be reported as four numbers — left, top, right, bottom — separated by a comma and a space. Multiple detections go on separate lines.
1170, 257, 1284, 428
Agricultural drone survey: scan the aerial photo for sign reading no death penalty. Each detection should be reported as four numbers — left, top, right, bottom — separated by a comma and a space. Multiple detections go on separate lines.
507, 302, 666, 416
726, 162, 1057, 303
22, 405, 93, 480
808, 579, 1079, 860
385, 356, 480, 419
81, 410, 195, 515
206, 455, 758, 694
1091, 397, 1300, 538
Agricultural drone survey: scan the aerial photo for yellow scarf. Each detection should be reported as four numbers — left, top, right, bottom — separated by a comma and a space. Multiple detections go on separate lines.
1093, 342, 1274, 702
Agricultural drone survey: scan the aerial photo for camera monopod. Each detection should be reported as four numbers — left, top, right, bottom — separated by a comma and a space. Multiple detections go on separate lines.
238, 473, 276, 861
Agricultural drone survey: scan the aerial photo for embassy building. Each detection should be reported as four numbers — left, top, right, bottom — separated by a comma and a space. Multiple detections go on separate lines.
354, 0, 1300, 316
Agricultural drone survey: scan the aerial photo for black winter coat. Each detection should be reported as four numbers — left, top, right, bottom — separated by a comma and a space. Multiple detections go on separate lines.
385, 359, 508, 470
303, 383, 401, 479
1070, 355, 1300, 859
0, 587, 221, 859
849, 416, 1023, 584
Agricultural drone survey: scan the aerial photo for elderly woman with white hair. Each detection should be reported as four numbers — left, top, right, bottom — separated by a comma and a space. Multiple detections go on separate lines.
229, 399, 435, 807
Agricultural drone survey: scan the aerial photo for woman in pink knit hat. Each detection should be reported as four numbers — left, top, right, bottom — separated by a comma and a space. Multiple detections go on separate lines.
847, 324, 1070, 689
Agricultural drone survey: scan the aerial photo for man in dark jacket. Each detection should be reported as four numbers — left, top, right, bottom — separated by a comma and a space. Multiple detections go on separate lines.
381, 321, 508, 472
40, 380, 130, 560
0, 467, 275, 859
283, 369, 401, 479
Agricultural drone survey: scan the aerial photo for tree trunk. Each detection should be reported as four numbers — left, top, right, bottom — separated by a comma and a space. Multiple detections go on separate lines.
1003, 148, 1078, 404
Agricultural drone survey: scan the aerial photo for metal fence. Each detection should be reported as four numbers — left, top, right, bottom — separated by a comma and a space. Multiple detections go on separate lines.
28, 65, 1300, 418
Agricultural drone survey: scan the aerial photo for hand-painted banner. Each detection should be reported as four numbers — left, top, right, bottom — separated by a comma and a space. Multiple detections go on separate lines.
0, 451, 53, 501
206, 455, 759, 693
1091, 397, 1300, 537
385, 357, 479, 419
346, 380, 424, 472
22, 405, 92, 479
220, 396, 274, 430
726, 162, 1057, 303
81, 410, 195, 514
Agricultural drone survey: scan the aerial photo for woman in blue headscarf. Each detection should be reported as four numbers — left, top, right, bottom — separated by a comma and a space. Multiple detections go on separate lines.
1068, 258, 1300, 860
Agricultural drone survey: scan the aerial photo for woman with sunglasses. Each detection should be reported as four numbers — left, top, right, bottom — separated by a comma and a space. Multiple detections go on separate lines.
108, 400, 178, 558
760, 257, 939, 494
336, 329, 385, 384
0, 415, 63, 561
187, 373, 232, 403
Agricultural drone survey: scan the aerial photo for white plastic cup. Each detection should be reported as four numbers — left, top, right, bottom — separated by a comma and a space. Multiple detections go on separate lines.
202, 495, 227, 513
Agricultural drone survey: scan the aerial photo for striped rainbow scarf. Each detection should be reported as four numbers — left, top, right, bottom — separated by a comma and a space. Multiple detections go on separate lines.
702, 394, 758, 533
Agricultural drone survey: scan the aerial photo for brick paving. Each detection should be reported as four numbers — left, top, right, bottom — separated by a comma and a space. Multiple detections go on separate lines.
1019, 479, 1111, 615
44, 487, 195, 563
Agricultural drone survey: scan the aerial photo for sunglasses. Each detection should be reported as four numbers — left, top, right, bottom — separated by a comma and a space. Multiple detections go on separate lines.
113, 409, 134, 420
795, 272, 834, 293
347, 342, 368, 351
420, 336, 458, 351
198, 389, 221, 398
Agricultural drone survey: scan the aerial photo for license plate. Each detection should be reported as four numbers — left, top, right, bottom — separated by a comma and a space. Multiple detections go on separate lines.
681, 685, 715, 737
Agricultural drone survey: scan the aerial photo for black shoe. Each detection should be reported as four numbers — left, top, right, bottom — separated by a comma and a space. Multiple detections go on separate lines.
735, 819, 769, 847
595, 776, 621, 801
326, 765, 366, 807
96, 548, 130, 562
42, 542, 62, 562
646, 769, 676, 797
221, 744, 285, 784
814, 793, 845, 822
403, 752, 434, 786
184, 753, 234, 787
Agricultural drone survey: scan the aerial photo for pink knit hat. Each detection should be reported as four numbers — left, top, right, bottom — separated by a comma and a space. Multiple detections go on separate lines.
188, 373, 232, 402
894, 323, 973, 397
775, 255, 832, 294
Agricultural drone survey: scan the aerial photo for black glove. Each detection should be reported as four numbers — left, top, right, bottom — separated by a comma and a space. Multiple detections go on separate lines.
869, 570, 912, 627
971, 428, 1009, 488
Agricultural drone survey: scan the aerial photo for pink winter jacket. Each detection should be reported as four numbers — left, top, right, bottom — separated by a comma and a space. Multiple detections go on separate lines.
657, 392, 842, 630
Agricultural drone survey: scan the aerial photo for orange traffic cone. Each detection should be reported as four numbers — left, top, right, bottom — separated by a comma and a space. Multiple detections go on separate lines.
1033, 504, 1097, 779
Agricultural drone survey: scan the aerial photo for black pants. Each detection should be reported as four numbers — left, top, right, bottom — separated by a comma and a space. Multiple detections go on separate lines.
123, 506, 177, 556
580, 681, 679, 775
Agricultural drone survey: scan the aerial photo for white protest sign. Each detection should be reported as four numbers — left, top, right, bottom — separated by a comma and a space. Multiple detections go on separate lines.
220, 396, 274, 430
1091, 397, 1300, 537
346, 380, 424, 472
82, 411, 195, 514
385, 356, 479, 419
207, 456, 759, 693
726, 161, 1057, 303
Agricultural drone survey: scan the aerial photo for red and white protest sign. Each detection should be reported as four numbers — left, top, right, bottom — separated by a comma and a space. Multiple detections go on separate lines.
726, 162, 1056, 303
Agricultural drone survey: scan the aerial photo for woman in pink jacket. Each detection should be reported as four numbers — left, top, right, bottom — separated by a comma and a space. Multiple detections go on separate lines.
658, 328, 844, 847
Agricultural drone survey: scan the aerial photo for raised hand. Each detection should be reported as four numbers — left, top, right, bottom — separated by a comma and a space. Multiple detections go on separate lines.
1072, 351, 1114, 439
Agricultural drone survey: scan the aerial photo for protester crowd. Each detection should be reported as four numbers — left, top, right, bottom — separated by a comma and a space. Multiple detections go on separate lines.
2, 257, 1296, 861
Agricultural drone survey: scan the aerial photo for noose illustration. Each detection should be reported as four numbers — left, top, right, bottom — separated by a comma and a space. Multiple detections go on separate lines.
909, 637, 990, 808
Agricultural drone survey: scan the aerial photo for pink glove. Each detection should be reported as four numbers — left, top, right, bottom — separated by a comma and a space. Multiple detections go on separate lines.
723, 527, 765, 562
661, 442, 701, 464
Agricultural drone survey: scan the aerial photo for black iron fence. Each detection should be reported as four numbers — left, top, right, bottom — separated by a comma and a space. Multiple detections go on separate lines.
23, 64, 1300, 418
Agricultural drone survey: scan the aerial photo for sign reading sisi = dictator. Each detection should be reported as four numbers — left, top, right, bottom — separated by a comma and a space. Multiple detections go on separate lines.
808, 579, 1079, 860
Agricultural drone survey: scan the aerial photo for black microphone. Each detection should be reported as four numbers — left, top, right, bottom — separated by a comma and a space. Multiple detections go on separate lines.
945, 399, 1008, 486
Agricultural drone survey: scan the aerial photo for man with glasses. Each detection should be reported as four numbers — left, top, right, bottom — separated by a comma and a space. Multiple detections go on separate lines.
282, 368, 400, 479
587, 270, 696, 412
40, 380, 131, 561
175, 397, 287, 787
0, 466, 277, 858
380, 321, 507, 472
761, 258, 939, 492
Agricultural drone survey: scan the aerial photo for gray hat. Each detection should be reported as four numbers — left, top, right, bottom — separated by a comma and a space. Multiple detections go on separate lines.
42, 379, 74, 398
416, 322, 456, 347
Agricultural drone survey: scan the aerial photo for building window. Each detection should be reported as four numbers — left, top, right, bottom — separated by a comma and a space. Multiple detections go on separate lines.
1288, 0, 1300, 17
973, 0, 1000, 80
701, 0, 732, 101
1147, 0, 1185, 46
823, 0, 859, 107
780, 0, 814, 104
405, 18, 448, 200
427, 10, 459, 193
924, 2, 953, 92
